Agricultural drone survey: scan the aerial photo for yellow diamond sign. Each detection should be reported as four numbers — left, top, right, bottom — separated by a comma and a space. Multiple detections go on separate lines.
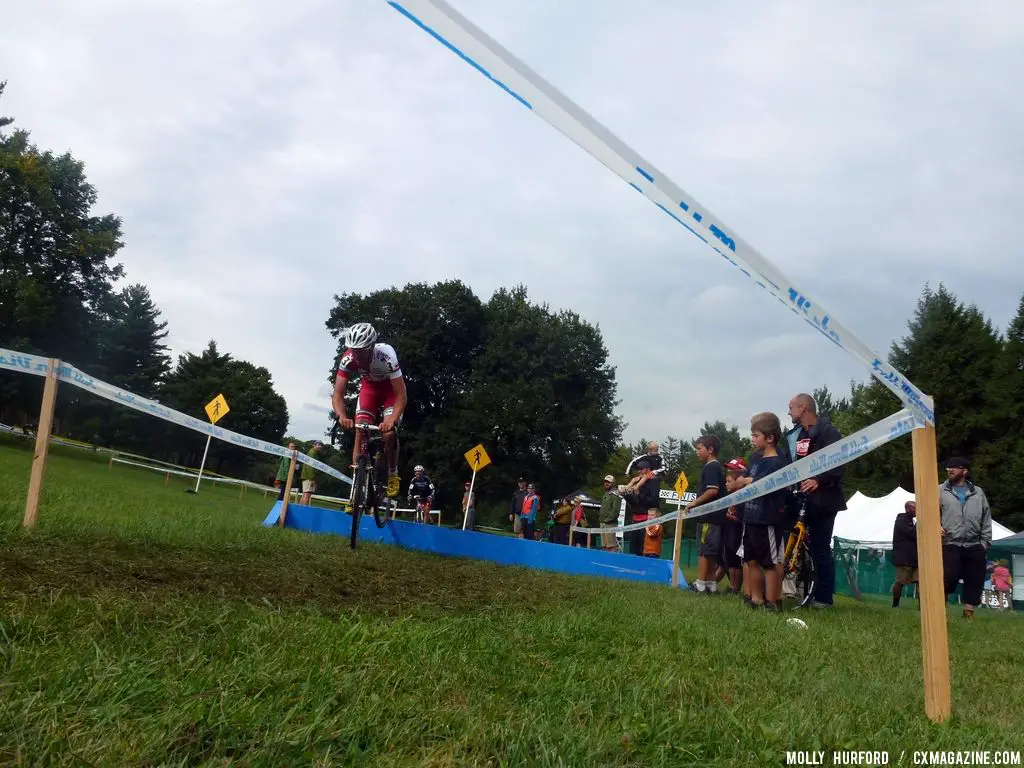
464, 443, 491, 472
674, 471, 689, 497
204, 393, 230, 424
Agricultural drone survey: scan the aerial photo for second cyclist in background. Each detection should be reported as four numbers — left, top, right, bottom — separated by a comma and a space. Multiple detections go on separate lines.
407, 464, 435, 523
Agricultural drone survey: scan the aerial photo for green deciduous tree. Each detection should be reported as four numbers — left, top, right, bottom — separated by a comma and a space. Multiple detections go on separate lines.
0, 84, 125, 423
324, 282, 622, 512
161, 341, 289, 477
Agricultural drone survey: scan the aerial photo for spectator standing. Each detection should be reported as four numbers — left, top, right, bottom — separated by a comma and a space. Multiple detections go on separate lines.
462, 480, 476, 531
275, 442, 297, 501
786, 393, 846, 608
510, 477, 528, 538
892, 500, 919, 608
643, 509, 664, 557
571, 496, 589, 547
299, 442, 321, 507
722, 457, 748, 596
992, 560, 1013, 609
300, 441, 322, 506
599, 475, 621, 552
623, 460, 659, 556
688, 435, 727, 594
521, 483, 540, 541
553, 496, 573, 545
733, 412, 791, 611
939, 457, 992, 619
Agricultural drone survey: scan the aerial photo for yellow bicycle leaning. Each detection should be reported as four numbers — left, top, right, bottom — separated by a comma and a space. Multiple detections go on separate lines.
782, 492, 817, 609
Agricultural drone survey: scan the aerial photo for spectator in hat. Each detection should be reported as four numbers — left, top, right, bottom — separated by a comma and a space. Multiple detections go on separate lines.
722, 457, 748, 596
891, 500, 919, 608
521, 483, 540, 541
599, 475, 621, 552
992, 560, 1013, 609
939, 456, 992, 620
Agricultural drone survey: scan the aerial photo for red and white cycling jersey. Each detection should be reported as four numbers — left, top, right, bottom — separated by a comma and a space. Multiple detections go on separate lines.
337, 343, 402, 384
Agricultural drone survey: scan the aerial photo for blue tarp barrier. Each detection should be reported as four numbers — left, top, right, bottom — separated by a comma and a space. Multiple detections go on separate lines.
263, 502, 688, 589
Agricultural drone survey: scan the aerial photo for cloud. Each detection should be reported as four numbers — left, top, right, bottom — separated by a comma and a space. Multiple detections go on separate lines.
3, 0, 1023, 451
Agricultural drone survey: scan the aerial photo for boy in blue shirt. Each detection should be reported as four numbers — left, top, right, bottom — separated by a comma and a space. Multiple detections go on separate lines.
732, 412, 791, 611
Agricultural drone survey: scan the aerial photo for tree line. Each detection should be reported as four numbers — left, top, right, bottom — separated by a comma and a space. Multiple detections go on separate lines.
3, 81, 1020, 530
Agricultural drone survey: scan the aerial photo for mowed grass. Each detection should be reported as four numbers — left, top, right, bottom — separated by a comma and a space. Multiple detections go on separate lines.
1, 437, 1022, 767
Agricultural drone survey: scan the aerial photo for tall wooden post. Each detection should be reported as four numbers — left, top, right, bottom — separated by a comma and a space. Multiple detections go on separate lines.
23, 359, 60, 530
912, 423, 951, 722
278, 451, 298, 528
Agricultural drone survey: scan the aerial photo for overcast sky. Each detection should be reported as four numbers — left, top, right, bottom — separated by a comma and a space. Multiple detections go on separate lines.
3, 1, 1023, 447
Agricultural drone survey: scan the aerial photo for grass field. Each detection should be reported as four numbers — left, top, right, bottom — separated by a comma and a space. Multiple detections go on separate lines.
1, 435, 1022, 767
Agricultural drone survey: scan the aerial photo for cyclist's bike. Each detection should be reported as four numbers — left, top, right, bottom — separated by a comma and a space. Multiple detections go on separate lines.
410, 495, 432, 524
782, 492, 817, 608
346, 423, 394, 549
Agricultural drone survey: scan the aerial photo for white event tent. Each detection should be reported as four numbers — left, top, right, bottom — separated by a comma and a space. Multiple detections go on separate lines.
835, 487, 1016, 548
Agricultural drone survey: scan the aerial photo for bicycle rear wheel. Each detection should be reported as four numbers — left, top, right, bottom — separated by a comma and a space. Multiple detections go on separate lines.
350, 454, 369, 549
372, 451, 392, 528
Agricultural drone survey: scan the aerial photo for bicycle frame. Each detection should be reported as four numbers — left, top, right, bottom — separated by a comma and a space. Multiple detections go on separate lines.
411, 496, 431, 523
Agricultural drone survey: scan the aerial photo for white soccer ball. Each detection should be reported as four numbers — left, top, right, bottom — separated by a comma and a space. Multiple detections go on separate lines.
787, 617, 808, 630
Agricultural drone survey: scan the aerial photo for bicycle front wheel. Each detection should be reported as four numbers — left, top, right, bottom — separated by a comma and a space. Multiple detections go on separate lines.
350, 455, 369, 549
785, 544, 817, 608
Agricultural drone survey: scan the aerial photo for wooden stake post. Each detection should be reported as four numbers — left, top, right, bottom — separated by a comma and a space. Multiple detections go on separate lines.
671, 506, 686, 587
23, 359, 60, 530
278, 451, 298, 528
912, 423, 951, 722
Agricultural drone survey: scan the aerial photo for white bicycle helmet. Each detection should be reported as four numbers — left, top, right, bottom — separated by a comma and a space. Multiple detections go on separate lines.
414, 465, 425, 472
345, 322, 378, 349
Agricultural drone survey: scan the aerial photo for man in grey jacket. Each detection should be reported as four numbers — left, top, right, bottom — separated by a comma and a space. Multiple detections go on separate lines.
939, 456, 992, 619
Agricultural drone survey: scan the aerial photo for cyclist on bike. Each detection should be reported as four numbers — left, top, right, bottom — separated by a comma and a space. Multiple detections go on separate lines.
407, 464, 435, 522
331, 322, 407, 499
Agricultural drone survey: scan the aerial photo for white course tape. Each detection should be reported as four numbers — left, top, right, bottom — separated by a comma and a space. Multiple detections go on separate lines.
572, 408, 923, 535
383, 0, 935, 426
0, 347, 352, 485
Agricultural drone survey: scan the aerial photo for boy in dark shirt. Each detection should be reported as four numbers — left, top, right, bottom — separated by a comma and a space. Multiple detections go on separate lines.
688, 435, 727, 593
732, 412, 791, 610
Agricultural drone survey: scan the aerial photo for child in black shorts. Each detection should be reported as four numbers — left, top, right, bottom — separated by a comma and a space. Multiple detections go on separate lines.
688, 435, 727, 593
732, 412, 791, 611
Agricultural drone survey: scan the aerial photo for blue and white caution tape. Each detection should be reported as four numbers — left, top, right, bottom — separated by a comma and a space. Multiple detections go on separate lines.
382, 0, 935, 426
0, 347, 352, 485
572, 408, 923, 536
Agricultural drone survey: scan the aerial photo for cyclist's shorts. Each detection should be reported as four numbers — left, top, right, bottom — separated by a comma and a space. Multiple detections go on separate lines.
355, 381, 402, 425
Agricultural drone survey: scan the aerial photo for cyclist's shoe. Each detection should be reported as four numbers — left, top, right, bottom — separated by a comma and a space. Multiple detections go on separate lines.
386, 473, 400, 498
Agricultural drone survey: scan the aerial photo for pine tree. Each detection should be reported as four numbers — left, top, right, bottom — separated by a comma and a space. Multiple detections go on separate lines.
977, 293, 1024, 529
101, 284, 171, 397
833, 284, 1006, 498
